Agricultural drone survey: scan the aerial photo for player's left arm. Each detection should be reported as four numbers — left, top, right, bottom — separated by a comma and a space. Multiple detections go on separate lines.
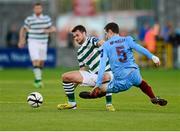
44, 17, 56, 33
44, 26, 56, 33
128, 37, 160, 66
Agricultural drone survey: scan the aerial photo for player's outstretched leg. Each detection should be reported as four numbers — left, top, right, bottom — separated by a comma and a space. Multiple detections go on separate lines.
139, 80, 168, 106
151, 96, 167, 106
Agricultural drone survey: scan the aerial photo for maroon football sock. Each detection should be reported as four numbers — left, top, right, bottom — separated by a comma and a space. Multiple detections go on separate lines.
139, 80, 156, 99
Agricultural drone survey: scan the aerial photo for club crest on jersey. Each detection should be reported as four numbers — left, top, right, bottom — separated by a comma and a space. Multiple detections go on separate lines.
92, 37, 99, 42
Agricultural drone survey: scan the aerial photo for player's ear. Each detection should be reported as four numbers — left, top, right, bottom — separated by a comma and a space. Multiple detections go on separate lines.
109, 29, 113, 34
83, 31, 86, 36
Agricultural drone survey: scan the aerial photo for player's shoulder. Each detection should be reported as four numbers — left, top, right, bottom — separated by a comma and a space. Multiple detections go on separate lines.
103, 39, 111, 49
25, 14, 34, 21
88, 36, 99, 42
86, 36, 100, 48
43, 15, 51, 19
125, 36, 136, 41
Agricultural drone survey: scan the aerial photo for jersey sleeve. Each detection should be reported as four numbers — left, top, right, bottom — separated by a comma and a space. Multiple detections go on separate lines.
24, 17, 30, 29
96, 45, 108, 87
127, 36, 153, 59
90, 37, 100, 47
47, 16, 52, 28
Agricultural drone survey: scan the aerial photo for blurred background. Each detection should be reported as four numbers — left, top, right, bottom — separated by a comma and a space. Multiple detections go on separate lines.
0, 0, 180, 68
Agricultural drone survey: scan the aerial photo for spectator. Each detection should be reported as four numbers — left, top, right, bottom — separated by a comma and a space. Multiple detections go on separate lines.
138, 22, 150, 42
6, 24, 19, 48
160, 21, 173, 42
143, 23, 160, 67
169, 29, 180, 68
144, 27, 156, 53
153, 22, 160, 40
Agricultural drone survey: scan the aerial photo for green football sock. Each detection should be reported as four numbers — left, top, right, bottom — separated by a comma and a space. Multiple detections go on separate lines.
106, 93, 112, 105
67, 93, 75, 102
62, 82, 75, 102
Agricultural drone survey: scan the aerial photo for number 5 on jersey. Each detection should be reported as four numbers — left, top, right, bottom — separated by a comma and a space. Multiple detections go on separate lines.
116, 46, 127, 62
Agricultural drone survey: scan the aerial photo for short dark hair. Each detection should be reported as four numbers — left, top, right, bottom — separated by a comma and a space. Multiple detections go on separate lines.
34, 2, 42, 7
104, 22, 119, 34
72, 25, 86, 33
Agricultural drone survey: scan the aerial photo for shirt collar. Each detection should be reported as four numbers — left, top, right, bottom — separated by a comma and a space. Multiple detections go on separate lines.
81, 37, 88, 46
33, 14, 43, 18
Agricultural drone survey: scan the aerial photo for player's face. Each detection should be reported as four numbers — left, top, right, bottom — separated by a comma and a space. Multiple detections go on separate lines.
104, 30, 113, 40
33, 5, 43, 16
72, 30, 86, 45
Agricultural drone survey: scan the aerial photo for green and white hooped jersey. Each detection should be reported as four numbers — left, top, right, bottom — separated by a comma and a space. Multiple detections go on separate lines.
24, 14, 52, 43
77, 36, 111, 74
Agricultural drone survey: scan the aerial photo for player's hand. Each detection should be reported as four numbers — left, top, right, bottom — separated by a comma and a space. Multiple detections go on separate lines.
152, 55, 161, 67
44, 29, 50, 34
43, 29, 50, 34
44, 26, 56, 34
18, 39, 25, 49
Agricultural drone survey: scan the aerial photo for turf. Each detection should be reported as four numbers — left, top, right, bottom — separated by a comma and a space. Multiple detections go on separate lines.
0, 68, 180, 130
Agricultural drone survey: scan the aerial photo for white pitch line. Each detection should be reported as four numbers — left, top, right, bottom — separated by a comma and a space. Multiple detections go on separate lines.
0, 102, 56, 104
0, 80, 59, 84
0, 102, 26, 104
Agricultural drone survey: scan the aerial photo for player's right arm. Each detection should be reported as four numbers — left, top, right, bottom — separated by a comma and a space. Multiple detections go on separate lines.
18, 18, 29, 48
79, 66, 86, 71
18, 27, 28, 48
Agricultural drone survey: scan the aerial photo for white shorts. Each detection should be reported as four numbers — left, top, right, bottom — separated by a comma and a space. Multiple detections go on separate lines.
28, 40, 48, 61
79, 70, 113, 87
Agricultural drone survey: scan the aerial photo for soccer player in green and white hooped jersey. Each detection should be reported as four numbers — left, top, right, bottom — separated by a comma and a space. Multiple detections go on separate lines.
77, 37, 111, 74
57, 25, 115, 111
18, 3, 56, 88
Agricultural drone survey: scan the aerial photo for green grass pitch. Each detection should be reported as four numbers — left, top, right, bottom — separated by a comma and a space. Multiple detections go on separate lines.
0, 68, 180, 130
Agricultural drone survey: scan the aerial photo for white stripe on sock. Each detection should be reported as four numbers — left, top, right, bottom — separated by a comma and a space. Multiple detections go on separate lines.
33, 68, 42, 80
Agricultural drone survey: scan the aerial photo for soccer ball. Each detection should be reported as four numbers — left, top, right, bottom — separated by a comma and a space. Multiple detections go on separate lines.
27, 92, 43, 108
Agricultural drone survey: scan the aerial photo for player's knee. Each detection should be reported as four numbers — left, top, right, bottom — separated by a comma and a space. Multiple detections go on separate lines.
61, 73, 68, 81
61, 73, 72, 82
